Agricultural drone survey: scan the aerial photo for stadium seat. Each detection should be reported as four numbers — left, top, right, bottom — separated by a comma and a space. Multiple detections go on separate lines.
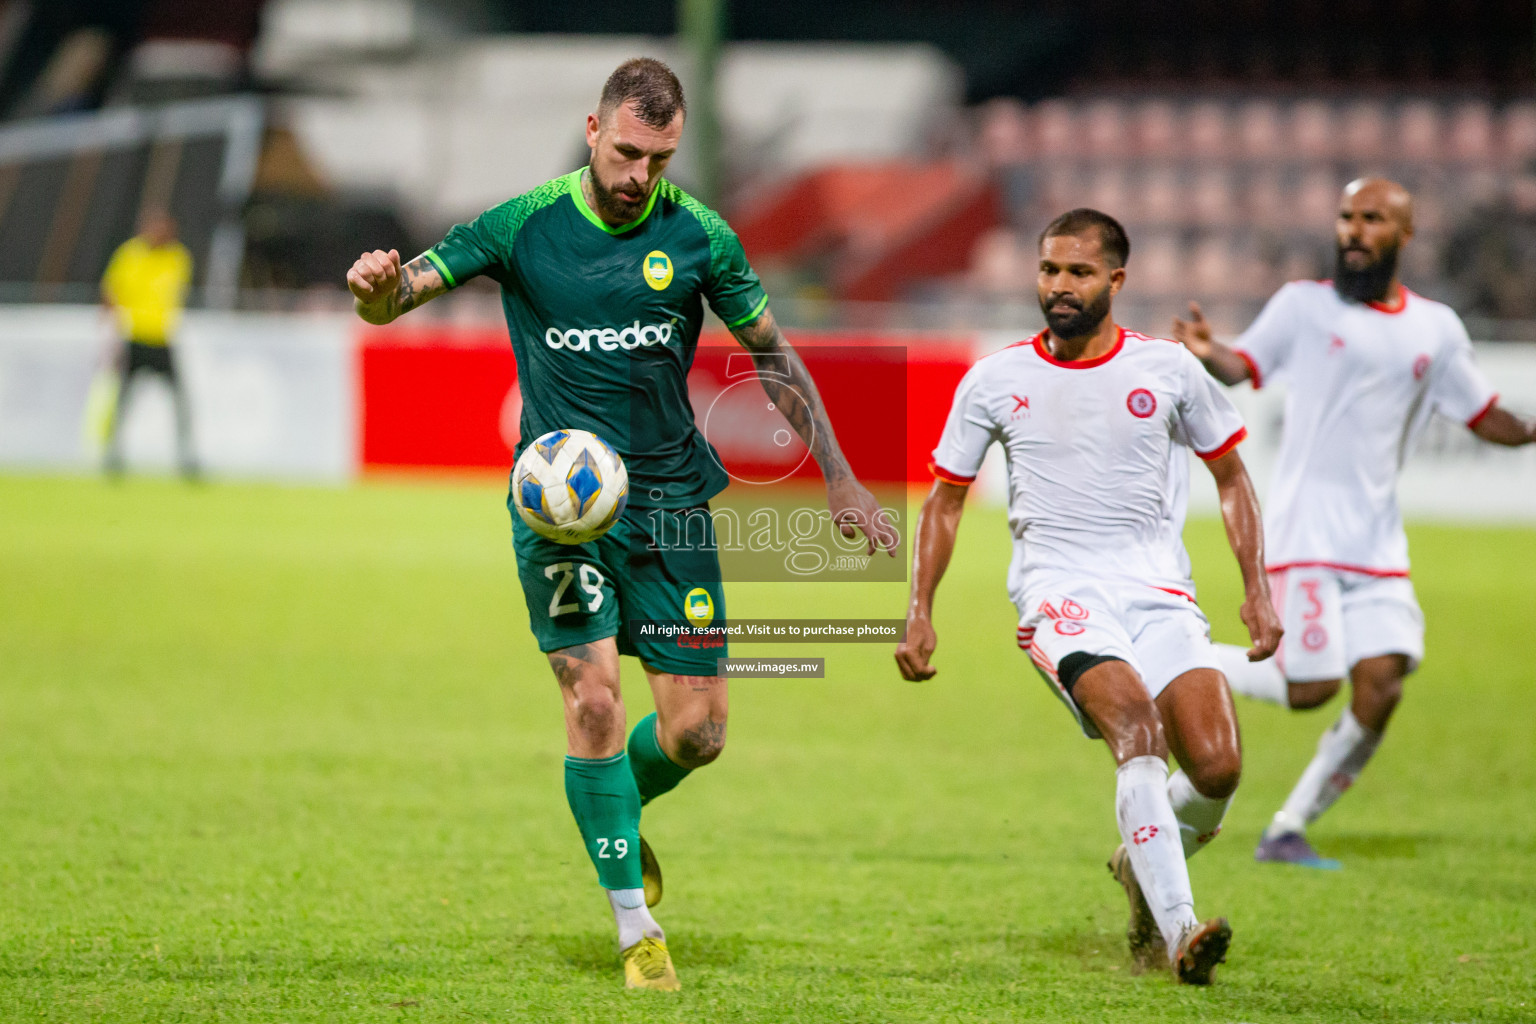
977, 98, 1032, 168
1133, 99, 1181, 159
1132, 232, 1182, 296
1186, 101, 1229, 160
1191, 169, 1237, 227
1236, 100, 1284, 160
1501, 102, 1536, 168
1447, 102, 1496, 165
1340, 101, 1387, 162
1290, 100, 1335, 161
1085, 100, 1127, 159
1033, 100, 1079, 159
1396, 101, 1442, 162
1294, 169, 1339, 229
1138, 166, 1182, 227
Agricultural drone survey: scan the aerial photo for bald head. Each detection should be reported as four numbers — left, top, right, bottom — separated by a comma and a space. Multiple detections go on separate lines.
1342, 177, 1414, 234
1334, 177, 1412, 304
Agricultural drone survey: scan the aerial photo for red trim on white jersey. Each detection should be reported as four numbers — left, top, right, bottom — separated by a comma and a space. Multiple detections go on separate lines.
1150, 585, 1197, 603
1266, 560, 1410, 578
1123, 329, 1176, 344
929, 461, 975, 485
1196, 426, 1248, 461
1233, 348, 1263, 389
1033, 327, 1126, 369
1466, 394, 1499, 430
1366, 285, 1409, 315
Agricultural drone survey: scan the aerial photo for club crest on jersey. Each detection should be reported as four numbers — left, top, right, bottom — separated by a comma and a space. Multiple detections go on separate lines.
1126, 388, 1157, 418
1413, 354, 1431, 380
644, 250, 674, 291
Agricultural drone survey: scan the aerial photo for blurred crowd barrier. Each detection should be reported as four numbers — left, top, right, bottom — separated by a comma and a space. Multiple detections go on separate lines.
1, 306, 1533, 522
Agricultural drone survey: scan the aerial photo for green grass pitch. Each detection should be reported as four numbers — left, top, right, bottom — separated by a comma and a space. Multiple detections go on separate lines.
1, 475, 1532, 1022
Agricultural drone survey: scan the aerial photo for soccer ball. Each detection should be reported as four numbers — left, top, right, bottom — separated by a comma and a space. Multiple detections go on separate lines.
512, 429, 629, 544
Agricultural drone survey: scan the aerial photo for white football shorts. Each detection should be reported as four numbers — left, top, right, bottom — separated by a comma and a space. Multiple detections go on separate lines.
1268, 565, 1424, 682
1014, 574, 1221, 739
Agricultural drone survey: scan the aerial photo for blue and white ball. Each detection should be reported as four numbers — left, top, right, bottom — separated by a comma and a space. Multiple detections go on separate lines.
512, 429, 629, 545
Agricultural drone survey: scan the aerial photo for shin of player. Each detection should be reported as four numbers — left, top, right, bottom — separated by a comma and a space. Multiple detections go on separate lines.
897, 209, 1282, 984
1174, 177, 1536, 867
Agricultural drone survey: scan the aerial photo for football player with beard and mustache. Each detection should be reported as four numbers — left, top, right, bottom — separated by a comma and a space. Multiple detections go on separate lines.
901, 208, 1281, 982
346, 57, 896, 992
1174, 177, 1536, 869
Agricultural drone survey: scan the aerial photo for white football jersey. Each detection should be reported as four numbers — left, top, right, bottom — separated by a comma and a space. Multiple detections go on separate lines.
931, 328, 1248, 600
1234, 281, 1497, 575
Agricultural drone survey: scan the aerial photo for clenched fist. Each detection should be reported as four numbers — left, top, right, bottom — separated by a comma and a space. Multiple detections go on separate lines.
347, 249, 401, 305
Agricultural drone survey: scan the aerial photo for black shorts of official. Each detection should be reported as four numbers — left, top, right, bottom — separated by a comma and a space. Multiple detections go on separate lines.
122, 340, 179, 379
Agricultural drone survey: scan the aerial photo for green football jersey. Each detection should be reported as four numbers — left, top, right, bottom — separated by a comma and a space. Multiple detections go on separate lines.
426, 167, 768, 509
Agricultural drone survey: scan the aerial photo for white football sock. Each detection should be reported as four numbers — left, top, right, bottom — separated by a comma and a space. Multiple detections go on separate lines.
608, 887, 663, 950
1115, 755, 1199, 953
1268, 708, 1382, 838
1215, 642, 1289, 706
1167, 768, 1232, 858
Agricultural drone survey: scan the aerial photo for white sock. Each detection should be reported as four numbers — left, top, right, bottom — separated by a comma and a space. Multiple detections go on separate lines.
607, 887, 663, 950
1268, 708, 1382, 838
1167, 769, 1232, 858
1115, 755, 1199, 953
1215, 642, 1289, 706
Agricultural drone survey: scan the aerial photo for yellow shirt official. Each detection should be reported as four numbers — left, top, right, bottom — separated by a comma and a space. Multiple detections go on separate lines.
101, 237, 193, 344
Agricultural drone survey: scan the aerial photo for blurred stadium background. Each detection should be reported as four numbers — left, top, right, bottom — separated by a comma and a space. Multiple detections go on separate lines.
3, 5, 1535, 1019
0, 0, 1533, 512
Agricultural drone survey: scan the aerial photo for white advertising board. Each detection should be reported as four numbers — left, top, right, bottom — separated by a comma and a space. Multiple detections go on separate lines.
0, 306, 354, 482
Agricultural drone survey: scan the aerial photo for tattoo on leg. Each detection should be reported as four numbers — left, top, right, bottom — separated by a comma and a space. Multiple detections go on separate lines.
548, 642, 600, 688
677, 717, 727, 766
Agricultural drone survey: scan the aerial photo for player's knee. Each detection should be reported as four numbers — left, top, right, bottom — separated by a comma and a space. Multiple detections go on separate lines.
569, 689, 623, 743
668, 715, 727, 768
1188, 752, 1242, 800
1360, 673, 1404, 717
1287, 678, 1341, 709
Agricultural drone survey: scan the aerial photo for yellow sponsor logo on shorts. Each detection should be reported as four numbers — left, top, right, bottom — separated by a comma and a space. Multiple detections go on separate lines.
684, 587, 714, 625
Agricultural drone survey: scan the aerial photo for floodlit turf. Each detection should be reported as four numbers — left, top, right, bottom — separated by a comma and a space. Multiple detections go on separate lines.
1, 474, 1533, 1022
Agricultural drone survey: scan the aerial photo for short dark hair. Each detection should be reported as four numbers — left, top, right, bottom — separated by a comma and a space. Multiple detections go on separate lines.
598, 58, 686, 130
1039, 208, 1130, 269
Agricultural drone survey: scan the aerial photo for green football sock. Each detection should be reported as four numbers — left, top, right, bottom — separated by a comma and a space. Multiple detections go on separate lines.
627, 712, 692, 806
563, 752, 643, 890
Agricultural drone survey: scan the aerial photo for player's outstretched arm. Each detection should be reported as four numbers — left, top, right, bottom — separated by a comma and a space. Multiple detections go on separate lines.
1204, 448, 1283, 661
895, 480, 968, 682
347, 250, 450, 325
730, 306, 897, 556
1470, 404, 1536, 446
1173, 302, 1252, 386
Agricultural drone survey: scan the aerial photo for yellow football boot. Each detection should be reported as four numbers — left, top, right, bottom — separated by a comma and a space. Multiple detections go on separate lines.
640, 834, 663, 908
622, 936, 680, 991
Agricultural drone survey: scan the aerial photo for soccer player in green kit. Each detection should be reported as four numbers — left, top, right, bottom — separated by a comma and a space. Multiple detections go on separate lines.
346, 58, 893, 990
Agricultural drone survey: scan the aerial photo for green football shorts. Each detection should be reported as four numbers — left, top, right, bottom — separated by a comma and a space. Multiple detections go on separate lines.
511, 501, 728, 676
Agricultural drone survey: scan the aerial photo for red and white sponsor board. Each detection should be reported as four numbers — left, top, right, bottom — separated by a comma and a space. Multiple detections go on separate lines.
358, 325, 974, 485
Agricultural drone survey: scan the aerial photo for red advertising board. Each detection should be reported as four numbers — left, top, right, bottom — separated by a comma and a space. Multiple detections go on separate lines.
358, 326, 975, 483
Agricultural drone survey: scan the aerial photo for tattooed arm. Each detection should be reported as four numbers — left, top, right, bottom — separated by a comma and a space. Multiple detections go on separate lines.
346, 249, 451, 325
730, 307, 896, 555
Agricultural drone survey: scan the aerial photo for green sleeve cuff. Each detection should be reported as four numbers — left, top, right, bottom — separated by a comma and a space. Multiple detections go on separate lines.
424, 248, 457, 289
725, 294, 769, 329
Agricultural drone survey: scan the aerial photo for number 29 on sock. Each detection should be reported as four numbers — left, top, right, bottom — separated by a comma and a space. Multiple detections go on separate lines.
596, 838, 629, 859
